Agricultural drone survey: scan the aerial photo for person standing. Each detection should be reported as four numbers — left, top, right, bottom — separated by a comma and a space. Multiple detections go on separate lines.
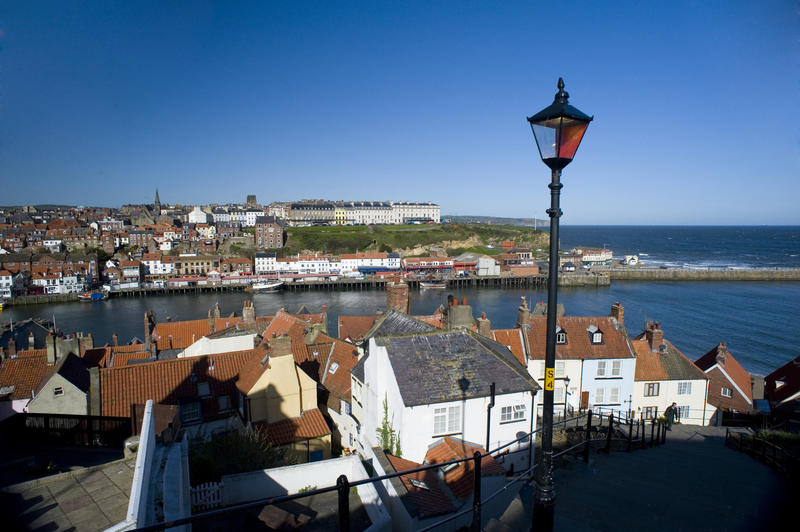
664, 402, 677, 430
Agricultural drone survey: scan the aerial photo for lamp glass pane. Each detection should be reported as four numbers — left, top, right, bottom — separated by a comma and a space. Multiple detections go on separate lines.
556, 118, 589, 160
530, 120, 559, 160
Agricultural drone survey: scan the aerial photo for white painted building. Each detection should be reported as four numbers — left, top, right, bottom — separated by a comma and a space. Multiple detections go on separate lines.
0, 269, 13, 298
244, 209, 265, 227
630, 323, 712, 425
187, 206, 210, 224
276, 254, 332, 274
352, 329, 539, 463
524, 303, 637, 417
212, 208, 230, 223
391, 201, 440, 224
254, 253, 278, 274
339, 252, 401, 273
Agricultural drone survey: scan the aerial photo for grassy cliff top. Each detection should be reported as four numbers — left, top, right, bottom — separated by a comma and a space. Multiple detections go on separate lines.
280, 223, 549, 257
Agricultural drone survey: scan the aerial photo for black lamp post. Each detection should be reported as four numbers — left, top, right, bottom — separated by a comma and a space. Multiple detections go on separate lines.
563, 376, 571, 420
527, 77, 592, 531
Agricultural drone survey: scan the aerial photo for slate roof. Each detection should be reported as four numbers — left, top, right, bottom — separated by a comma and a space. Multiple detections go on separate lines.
253, 408, 331, 446
377, 331, 539, 407
631, 334, 707, 382
765, 356, 800, 405
52, 353, 91, 393
424, 437, 505, 501
695, 344, 753, 402
526, 316, 634, 360
364, 310, 437, 341
351, 353, 367, 383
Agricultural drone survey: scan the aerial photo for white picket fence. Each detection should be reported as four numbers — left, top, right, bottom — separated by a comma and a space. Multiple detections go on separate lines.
191, 482, 222, 511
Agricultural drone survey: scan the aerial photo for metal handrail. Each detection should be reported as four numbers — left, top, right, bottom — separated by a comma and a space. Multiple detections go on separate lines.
133, 410, 655, 532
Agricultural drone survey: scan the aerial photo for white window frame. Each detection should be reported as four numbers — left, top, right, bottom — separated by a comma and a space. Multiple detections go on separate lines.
644, 383, 660, 397
721, 387, 733, 398
555, 360, 565, 377
678, 405, 690, 420
611, 360, 622, 376
678, 382, 692, 395
592, 332, 602, 344
595, 388, 605, 404
53, 387, 64, 397
609, 387, 620, 404
556, 331, 567, 344
434, 404, 461, 435
597, 361, 607, 377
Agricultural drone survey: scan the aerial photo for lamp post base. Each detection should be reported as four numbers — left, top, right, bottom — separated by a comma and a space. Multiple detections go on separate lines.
532, 482, 555, 531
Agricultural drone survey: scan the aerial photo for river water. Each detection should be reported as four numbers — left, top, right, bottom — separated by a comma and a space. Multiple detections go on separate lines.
3, 281, 799, 376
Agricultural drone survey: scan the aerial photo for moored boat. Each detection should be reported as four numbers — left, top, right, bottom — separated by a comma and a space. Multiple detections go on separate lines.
79, 292, 107, 301
420, 280, 447, 289
251, 280, 284, 292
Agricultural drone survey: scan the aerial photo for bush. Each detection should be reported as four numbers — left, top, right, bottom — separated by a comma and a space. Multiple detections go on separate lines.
189, 428, 283, 485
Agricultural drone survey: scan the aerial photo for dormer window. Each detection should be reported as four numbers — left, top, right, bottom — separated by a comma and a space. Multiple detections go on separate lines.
555, 326, 567, 345
587, 325, 603, 344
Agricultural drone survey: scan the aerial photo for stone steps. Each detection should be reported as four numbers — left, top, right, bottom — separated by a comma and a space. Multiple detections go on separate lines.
493, 425, 793, 531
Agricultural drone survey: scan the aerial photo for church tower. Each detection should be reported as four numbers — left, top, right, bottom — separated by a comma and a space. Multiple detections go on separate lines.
154, 189, 161, 216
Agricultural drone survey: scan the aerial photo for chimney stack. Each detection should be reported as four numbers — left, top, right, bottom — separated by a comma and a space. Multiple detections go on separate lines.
243, 300, 255, 323
46, 330, 57, 366
386, 280, 410, 314
715, 342, 727, 366
79, 333, 94, 356
610, 302, 624, 327
477, 312, 491, 337
28, 331, 35, 350
208, 310, 215, 333
8, 338, 16, 358
516, 297, 530, 329
645, 321, 664, 353
0, 347, 5, 362
112, 333, 119, 346
213, 302, 221, 319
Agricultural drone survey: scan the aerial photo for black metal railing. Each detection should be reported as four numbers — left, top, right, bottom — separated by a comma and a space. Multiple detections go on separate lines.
724, 429, 800, 478
133, 409, 669, 532
0, 412, 132, 448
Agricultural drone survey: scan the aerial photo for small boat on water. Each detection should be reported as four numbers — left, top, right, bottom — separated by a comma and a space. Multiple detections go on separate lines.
79, 292, 107, 301
250, 280, 285, 292
420, 280, 447, 289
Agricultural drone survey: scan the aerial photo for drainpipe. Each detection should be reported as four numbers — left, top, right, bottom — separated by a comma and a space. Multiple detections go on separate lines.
486, 383, 496, 452
529, 389, 538, 471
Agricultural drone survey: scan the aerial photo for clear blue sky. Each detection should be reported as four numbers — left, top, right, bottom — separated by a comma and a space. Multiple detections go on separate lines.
1, 1, 797, 224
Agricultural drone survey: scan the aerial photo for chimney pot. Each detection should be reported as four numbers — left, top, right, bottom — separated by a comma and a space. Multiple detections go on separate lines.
462, 297, 467, 306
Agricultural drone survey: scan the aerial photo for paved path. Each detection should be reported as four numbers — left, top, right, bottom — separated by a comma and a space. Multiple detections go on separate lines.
0, 458, 135, 532
489, 425, 793, 531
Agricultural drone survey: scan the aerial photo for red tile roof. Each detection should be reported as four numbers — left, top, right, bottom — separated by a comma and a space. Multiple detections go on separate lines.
253, 408, 331, 446
82, 347, 112, 368
526, 316, 634, 360
337, 315, 377, 342
385, 454, 456, 518
100, 349, 261, 419
0, 350, 52, 400
695, 344, 753, 402
424, 437, 505, 501
491, 329, 527, 366
318, 335, 359, 402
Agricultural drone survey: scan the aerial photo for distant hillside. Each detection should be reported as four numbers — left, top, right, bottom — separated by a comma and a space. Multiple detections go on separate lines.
445, 215, 547, 227
281, 223, 549, 257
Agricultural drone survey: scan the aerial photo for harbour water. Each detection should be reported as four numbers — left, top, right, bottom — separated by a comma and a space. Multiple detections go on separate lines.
3, 281, 798, 376
2, 226, 799, 376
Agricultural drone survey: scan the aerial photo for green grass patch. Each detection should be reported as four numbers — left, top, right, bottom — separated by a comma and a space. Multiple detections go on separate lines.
283, 223, 546, 255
